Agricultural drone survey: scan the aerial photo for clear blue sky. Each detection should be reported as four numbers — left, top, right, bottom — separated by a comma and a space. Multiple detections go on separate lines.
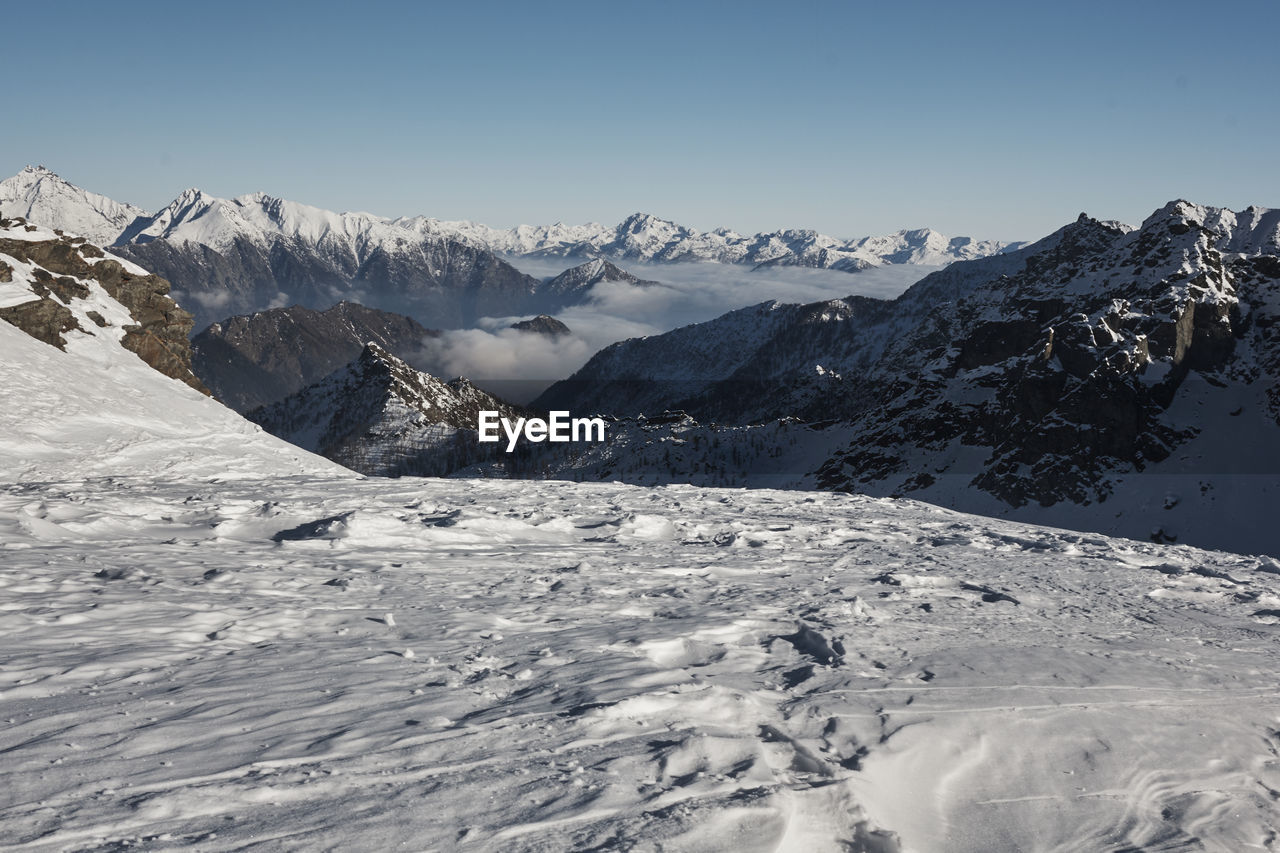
4, 0, 1277, 242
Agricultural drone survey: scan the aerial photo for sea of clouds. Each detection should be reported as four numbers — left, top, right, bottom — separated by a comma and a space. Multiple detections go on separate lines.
414, 258, 937, 403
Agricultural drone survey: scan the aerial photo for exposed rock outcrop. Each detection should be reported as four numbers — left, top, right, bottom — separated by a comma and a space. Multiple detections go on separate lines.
509, 314, 571, 338
248, 343, 525, 477
0, 217, 207, 394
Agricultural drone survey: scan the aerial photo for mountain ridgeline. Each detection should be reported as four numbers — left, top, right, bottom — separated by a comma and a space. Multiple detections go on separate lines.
399, 211, 1025, 270
7, 166, 1280, 552
247, 343, 527, 477
109, 191, 547, 331
532, 201, 1280, 552
192, 302, 439, 412
1, 166, 1019, 332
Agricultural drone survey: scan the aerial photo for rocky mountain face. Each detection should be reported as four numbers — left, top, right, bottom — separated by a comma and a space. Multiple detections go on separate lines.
533, 201, 1280, 550
248, 343, 524, 477
0, 216, 207, 393
403, 211, 1024, 271
191, 301, 439, 413
509, 314, 571, 337
533, 298, 849, 417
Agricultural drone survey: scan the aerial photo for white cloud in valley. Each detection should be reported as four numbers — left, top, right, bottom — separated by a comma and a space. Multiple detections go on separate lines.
416, 259, 936, 402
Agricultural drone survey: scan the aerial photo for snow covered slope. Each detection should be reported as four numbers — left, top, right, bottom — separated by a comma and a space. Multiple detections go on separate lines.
1, 475, 1277, 850
0, 218, 343, 482
0, 166, 147, 246
112, 189, 544, 330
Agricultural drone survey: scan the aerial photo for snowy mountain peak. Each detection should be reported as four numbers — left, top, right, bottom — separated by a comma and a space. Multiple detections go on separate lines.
1127, 199, 1280, 258
0, 166, 148, 245
619, 212, 671, 230
541, 257, 650, 306
615, 212, 692, 241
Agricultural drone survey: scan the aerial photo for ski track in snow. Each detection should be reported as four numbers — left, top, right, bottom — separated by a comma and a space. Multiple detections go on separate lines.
1, 477, 1279, 852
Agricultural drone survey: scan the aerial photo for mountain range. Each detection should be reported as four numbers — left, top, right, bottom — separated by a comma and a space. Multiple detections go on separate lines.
531, 201, 1280, 554
11, 165, 1279, 553
6, 198, 1280, 852
0, 166, 1020, 331
399, 211, 1024, 270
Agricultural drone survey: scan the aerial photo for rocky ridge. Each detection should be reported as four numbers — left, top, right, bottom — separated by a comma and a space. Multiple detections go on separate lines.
0, 216, 207, 393
192, 302, 438, 412
248, 343, 524, 476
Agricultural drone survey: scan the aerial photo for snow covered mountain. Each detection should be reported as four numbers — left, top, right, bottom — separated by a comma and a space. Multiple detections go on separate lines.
0, 216, 341, 481
1, 168, 1020, 334
249, 343, 524, 476
536, 257, 662, 312
112, 188, 546, 331
5, 204, 1280, 853
404, 210, 1024, 271
535, 201, 1280, 555
192, 301, 438, 413
0, 165, 148, 246
0, 168, 549, 331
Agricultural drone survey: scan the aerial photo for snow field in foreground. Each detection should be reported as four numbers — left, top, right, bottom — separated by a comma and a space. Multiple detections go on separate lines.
1, 477, 1278, 851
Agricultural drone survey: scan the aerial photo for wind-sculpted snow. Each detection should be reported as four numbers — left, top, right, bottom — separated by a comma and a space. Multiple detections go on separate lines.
1, 476, 1277, 850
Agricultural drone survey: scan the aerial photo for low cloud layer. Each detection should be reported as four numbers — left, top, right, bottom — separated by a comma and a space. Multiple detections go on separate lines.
416, 260, 935, 403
